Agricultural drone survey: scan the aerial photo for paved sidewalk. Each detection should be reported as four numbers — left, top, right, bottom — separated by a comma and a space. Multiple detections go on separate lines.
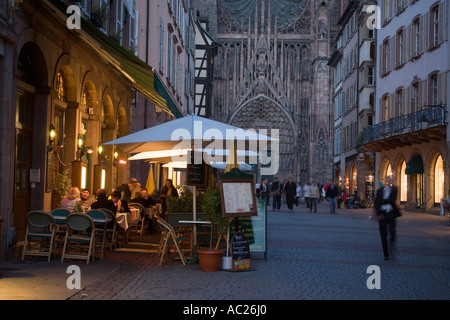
1, 201, 450, 300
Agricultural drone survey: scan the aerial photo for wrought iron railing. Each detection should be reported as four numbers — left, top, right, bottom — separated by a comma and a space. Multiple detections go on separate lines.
363, 104, 447, 144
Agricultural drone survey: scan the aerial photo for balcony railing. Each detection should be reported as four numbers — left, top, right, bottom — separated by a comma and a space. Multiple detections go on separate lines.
363, 104, 447, 145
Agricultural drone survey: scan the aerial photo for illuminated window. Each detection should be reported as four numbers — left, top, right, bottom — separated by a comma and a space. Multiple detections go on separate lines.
55, 72, 66, 101
352, 165, 357, 192
400, 161, 407, 202
435, 155, 444, 203
386, 163, 392, 178
81, 166, 87, 189
101, 169, 106, 189
82, 86, 88, 113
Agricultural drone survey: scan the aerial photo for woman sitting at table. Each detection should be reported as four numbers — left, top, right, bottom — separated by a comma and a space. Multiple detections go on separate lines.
159, 179, 179, 217
91, 189, 117, 214
60, 187, 81, 211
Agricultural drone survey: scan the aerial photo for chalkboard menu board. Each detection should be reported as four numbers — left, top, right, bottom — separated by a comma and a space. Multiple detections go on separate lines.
231, 231, 251, 271
186, 151, 207, 186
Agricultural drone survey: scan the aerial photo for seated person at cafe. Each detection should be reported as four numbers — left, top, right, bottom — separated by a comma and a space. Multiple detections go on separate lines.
60, 187, 81, 211
337, 190, 349, 209
91, 189, 117, 214
80, 188, 95, 212
131, 189, 157, 234
90, 189, 117, 229
159, 179, 179, 217
111, 190, 130, 214
347, 191, 360, 208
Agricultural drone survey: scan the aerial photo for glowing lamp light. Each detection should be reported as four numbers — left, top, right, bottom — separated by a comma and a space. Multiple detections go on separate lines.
118, 159, 127, 165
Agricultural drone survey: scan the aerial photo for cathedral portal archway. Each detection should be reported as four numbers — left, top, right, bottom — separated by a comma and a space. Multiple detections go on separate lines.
229, 96, 296, 181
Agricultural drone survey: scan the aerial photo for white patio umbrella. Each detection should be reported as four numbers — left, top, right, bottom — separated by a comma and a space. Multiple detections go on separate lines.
104, 114, 276, 261
104, 114, 274, 154
128, 148, 257, 171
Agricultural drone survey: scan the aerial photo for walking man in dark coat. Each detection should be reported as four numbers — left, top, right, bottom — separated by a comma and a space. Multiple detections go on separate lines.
284, 177, 297, 211
374, 176, 401, 261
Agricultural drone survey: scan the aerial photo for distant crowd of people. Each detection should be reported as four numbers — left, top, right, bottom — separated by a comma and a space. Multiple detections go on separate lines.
256, 178, 364, 214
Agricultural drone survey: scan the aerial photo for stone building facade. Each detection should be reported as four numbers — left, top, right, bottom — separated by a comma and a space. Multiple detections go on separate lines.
195, 0, 341, 184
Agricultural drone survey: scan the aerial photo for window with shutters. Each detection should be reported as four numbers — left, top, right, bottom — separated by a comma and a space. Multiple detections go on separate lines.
429, 73, 439, 105
382, 94, 390, 122
411, 17, 421, 57
395, 88, 404, 117
429, 3, 443, 49
368, 67, 374, 85
396, 28, 405, 67
381, 38, 390, 75
383, 0, 392, 24
411, 82, 419, 114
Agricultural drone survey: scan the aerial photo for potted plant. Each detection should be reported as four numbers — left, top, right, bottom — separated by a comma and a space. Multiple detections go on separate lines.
52, 169, 72, 209
197, 187, 229, 271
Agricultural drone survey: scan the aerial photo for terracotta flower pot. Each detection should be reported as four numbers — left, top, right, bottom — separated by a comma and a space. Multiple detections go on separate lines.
197, 249, 223, 272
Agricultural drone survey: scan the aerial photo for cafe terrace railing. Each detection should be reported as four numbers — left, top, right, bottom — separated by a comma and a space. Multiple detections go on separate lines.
363, 104, 447, 145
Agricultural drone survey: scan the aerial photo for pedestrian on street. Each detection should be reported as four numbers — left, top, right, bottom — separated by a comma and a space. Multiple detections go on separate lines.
303, 182, 310, 208
282, 179, 288, 204
260, 179, 269, 206
374, 176, 401, 261
308, 181, 320, 213
284, 177, 297, 211
295, 182, 302, 208
326, 181, 339, 213
271, 177, 282, 211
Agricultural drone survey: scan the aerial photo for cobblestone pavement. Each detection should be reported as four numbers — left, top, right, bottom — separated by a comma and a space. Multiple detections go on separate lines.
2, 201, 450, 300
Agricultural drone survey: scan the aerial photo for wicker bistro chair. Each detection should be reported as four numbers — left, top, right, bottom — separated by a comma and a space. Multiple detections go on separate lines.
86, 210, 108, 259
156, 217, 187, 267
61, 213, 96, 264
129, 202, 146, 236
98, 208, 118, 251
50, 208, 71, 252
22, 211, 56, 262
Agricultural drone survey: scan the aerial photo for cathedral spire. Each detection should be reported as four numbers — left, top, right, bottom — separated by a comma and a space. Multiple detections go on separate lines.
261, 0, 265, 35
267, 0, 271, 44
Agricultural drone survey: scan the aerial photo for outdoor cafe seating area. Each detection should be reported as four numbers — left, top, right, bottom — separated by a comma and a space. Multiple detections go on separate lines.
20, 204, 166, 264
20, 205, 212, 266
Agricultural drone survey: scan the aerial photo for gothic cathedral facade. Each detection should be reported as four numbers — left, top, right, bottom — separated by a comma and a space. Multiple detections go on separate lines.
195, 0, 341, 183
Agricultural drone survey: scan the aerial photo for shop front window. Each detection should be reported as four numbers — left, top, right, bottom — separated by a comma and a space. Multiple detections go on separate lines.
400, 161, 407, 202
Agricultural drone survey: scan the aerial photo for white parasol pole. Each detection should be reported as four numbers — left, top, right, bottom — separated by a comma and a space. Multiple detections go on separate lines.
193, 185, 197, 261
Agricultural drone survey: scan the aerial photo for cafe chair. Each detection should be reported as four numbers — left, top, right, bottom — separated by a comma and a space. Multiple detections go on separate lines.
61, 213, 96, 264
22, 211, 56, 262
129, 202, 146, 236
50, 208, 71, 251
98, 208, 118, 251
157, 218, 186, 267
86, 210, 108, 259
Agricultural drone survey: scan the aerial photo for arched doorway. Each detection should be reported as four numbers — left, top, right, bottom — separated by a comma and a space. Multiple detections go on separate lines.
229, 96, 296, 182
405, 155, 424, 209
14, 42, 48, 237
